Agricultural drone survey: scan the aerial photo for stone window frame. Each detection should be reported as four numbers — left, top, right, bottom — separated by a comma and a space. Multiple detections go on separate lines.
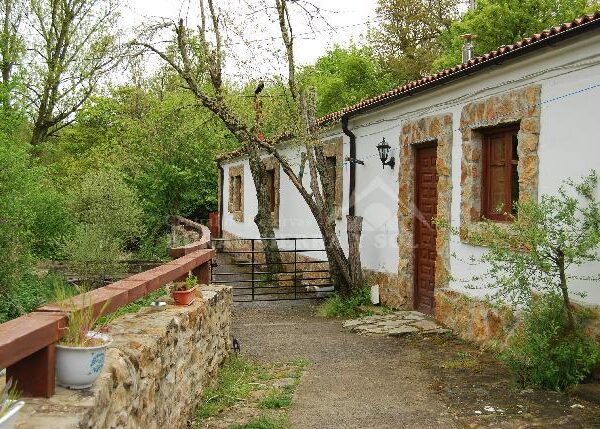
397, 114, 453, 310
460, 85, 541, 243
322, 136, 343, 220
228, 164, 244, 223
262, 156, 280, 228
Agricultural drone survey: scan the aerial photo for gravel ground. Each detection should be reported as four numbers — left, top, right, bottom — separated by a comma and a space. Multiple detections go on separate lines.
232, 300, 600, 429
232, 300, 456, 429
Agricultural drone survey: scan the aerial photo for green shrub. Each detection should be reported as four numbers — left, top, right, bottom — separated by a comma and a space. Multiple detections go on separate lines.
61, 224, 125, 286
0, 273, 70, 324
500, 294, 600, 391
318, 286, 372, 318
68, 168, 143, 248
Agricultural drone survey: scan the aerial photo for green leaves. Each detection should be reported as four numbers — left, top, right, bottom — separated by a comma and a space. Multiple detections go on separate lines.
434, 0, 600, 70
500, 294, 600, 390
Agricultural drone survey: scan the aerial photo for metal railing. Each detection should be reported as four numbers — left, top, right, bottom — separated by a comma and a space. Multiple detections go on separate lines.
212, 237, 334, 302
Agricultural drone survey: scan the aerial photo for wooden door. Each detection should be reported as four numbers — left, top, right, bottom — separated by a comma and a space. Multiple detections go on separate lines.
414, 145, 438, 314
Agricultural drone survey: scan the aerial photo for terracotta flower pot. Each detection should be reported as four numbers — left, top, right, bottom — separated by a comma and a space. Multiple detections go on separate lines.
171, 285, 197, 305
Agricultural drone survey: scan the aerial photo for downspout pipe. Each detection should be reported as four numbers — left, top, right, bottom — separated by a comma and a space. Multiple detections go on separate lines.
342, 115, 357, 216
218, 163, 224, 239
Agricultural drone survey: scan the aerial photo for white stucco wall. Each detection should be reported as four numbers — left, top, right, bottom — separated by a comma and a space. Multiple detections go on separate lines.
220, 31, 600, 305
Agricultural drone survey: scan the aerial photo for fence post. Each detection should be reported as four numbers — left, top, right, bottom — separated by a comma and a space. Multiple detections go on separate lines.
251, 239, 255, 301
294, 238, 298, 299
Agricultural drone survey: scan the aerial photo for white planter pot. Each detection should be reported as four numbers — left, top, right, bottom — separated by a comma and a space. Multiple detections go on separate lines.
0, 400, 25, 429
55, 331, 113, 389
370, 285, 380, 305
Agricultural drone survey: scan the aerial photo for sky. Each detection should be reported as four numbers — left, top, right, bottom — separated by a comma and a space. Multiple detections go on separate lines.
123, 0, 379, 82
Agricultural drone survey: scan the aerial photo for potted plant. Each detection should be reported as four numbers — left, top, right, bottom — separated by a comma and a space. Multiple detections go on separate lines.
0, 379, 24, 429
54, 286, 113, 390
171, 273, 198, 305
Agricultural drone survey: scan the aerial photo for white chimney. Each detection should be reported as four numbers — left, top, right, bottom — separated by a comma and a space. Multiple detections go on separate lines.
461, 34, 476, 63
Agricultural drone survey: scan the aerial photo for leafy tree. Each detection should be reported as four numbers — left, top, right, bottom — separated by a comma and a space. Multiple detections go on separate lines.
137, 0, 366, 294
0, 0, 24, 104
369, 0, 462, 84
434, 0, 600, 69
67, 168, 143, 249
299, 45, 395, 117
48, 82, 239, 254
25, 0, 123, 146
463, 172, 600, 332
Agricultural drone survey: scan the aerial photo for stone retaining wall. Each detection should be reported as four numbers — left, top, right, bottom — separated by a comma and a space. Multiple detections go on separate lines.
14, 285, 232, 429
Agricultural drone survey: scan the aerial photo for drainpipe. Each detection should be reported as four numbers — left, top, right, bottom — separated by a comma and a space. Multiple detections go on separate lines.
342, 116, 357, 216
218, 163, 224, 238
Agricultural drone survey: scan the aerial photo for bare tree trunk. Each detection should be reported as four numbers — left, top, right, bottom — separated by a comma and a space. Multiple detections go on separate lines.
246, 145, 282, 272
347, 215, 364, 291
557, 250, 576, 333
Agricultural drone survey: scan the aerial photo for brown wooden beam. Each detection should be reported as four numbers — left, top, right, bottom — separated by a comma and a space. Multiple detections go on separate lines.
6, 343, 56, 398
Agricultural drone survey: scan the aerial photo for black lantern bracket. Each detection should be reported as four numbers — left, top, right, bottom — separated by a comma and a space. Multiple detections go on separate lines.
376, 137, 395, 169
344, 156, 365, 166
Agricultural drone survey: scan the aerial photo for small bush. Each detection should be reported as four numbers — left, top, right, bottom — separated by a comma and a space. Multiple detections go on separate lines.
318, 286, 372, 318
0, 273, 71, 324
500, 294, 600, 391
61, 224, 125, 286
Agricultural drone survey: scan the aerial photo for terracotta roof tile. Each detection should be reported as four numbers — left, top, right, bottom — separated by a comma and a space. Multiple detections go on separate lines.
317, 10, 600, 126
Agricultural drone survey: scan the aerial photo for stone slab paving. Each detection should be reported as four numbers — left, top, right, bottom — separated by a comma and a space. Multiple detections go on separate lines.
343, 311, 451, 336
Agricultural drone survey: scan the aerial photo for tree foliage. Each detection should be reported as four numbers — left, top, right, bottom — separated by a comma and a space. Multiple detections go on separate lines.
25, 0, 122, 146
299, 45, 395, 117
434, 0, 600, 69
463, 172, 600, 331
369, 0, 462, 84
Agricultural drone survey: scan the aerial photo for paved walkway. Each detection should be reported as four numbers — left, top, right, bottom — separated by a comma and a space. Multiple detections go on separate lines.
232, 301, 456, 429
343, 311, 451, 336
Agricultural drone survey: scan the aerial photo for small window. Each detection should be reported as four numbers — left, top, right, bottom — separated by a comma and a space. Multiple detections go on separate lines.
325, 156, 337, 196
482, 126, 519, 221
265, 169, 276, 213
232, 175, 242, 212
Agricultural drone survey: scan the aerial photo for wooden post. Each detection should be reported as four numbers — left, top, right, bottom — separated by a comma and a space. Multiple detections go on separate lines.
6, 343, 57, 398
192, 261, 211, 285
347, 215, 364, 290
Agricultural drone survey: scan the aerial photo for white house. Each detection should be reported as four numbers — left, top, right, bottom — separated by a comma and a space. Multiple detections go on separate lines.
217, 11, 600, 342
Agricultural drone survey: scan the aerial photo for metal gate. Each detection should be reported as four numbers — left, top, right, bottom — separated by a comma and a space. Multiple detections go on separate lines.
211, 237, 334, 302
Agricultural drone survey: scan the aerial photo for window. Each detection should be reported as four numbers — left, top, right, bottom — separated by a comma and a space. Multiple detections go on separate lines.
228, 165, 244, 222
325, 155, 337, 197
482, 126, 519, 221
232, 175, 242, 212
265, 169, 276, 213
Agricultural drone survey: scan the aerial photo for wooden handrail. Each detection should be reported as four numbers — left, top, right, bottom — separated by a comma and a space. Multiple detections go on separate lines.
0, 244, 215, 398
168, 215, 212, 258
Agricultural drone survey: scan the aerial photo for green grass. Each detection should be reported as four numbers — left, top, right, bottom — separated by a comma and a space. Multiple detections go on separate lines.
258, 386, 294, 409
97, 287, 168, 326
195, 354, 266, 419
230, 416, 291, 429
318, 286, 373, 318
193, 355, 309, 428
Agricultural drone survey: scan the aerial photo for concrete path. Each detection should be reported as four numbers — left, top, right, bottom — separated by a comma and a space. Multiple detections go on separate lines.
232, 301, 456, 429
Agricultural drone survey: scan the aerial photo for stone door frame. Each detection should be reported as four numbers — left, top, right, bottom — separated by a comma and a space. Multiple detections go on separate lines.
397, 114, 453, 310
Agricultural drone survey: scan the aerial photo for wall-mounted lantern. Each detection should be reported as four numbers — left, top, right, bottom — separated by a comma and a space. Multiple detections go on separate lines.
376, 137, 395, 170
